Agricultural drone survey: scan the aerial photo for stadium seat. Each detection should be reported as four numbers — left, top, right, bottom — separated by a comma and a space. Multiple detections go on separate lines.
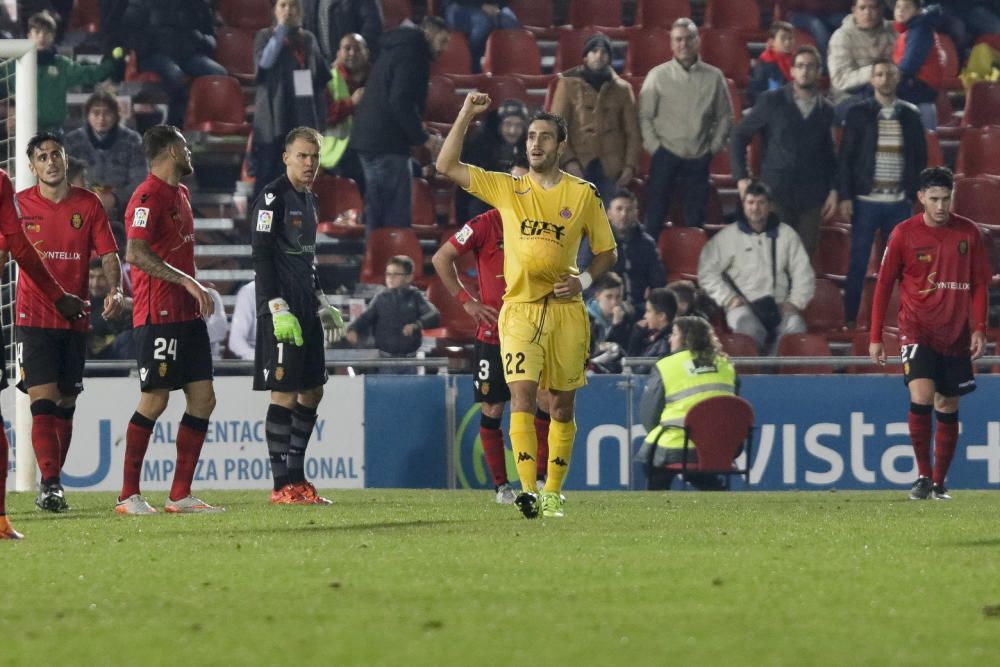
962, 82, 1000, 128
124, 50, 161, 83
381, 0, 412, 29
568, 0, 622, 31
70, 0, 100, 33
423, 276, 478, 342
933, 89, 963, 140
664, 184, 725, 230
217, 0, 272, 30
699, 29, 751, 88
411, 177, 441, 238
726, 77, 743, 120
717, 331, 759, 358
482, 29, 552, 87
635, 0, 691, 28
937, 32, 963, 92
925, 128, 944, 168
624, 27, 673, 78
554, 29, 593, 73
660, 395, 754, 490
815, 225, 850, 283
183, 76, 251, 135
703, 0, 767, 42
425, 75, 461, 123
776, 333, 833, 374
360, 228, 425, 286
954, 126, 1000, 179
952, 177, 1000, 224
479, 76, 530, 111
315, 174, 365, 238
849, 330, 900, 374
215, 26, 257, 83
657, 226, 707, 282
431, 32, 485, 87
507, 0, 562, 39
802, 278, 847, 336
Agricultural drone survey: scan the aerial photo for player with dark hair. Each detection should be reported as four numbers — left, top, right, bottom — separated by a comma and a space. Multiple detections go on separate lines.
431, 159, 553, 505
869, 166, 991, 500
252, 126, 344, 505
1, 133, 123, 513
116, 124, 222, 515
437, 95, 617, 519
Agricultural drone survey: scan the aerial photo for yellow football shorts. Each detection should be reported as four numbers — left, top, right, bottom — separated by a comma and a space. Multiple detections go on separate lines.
498, 298, 590, 391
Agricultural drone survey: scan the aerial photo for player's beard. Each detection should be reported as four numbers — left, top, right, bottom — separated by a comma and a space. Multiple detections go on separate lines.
530, 150, 558, 174
178, 159, 194, 177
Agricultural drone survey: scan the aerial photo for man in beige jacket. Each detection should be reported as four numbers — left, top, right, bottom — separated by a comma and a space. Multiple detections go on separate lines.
549, 33, 641, 206
828, 0, 895, 116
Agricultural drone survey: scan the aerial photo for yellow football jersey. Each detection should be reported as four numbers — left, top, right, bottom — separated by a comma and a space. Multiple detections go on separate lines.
465, 165, 616, 303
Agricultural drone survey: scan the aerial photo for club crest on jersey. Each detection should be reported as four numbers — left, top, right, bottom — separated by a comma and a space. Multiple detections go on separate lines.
917, 252, 932, 263
158, 362, 168, 378
559, 207, 572, 219
25, 222, 40, 232
958, 240, 968, 255
481, 382, 490, 395
70, 212, 83, 229
256, 210, 273, 232
132, 207, 149, 228
275, 366, 285, 381
455, 224, 473, 245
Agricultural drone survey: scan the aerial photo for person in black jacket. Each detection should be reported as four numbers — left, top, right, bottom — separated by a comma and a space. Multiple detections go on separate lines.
346, 255, 440, 370
838, 58, 927, 324
350, 16, 449, 232
121, 0, 226, 127
730, 44, 838, 257
302, 0, 383, 64
627, 287, 678, 374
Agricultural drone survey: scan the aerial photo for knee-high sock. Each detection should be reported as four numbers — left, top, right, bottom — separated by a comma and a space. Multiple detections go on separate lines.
543, 418, 576, 493
0, 423, 8, 514
56, 405, 75, 468
169, 413, 210, 501
479, 413, 508, 487
121, 412, 156, 500
509, 411, 537, 493
908, 402, 933, 478
534, 408, 551, 480
288, 403, 318, 484
31, 399, 61, 484
933, 410, 959, 486
265, 404, 293, 491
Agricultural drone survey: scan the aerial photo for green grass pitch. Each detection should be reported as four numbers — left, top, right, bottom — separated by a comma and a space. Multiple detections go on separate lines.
3, 489, 1000, 666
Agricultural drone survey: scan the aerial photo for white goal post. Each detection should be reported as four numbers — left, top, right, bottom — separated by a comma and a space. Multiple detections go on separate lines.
0, 39, 38, 492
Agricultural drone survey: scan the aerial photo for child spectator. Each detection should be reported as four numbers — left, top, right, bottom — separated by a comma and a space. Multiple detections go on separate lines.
627, 287, 679, 373
346, 256, 440, 371
587, 272, 634, 373
893, 0, 944, 129
749, 21, 796, 105
667, 279, 714, 322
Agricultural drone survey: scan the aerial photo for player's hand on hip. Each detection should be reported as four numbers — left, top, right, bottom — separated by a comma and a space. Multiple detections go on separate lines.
464, 300, 499, 326
869, 342, 886, 366
102, 288, 126, 320
183, 277, 215, 316
55, 293, 89, 321
970, 330, 987, 360
318, 304, 345, 344
553, 273, 582, 299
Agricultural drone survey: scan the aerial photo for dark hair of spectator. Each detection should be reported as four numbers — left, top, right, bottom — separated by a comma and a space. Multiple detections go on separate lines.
674, 315, 726, 366
667, 279, 696, 306
610, 188, 637, 204
142, 125, 183, 161
529, 111, 567, 143
421, 15, 448, 32
871, 56, 897, 70
769, 21, 794, 39
920, 166, 954, 191
647, 287, 678, 322
793, 45, 822, 65
85, 90, 120, 120
67, 156, 87, 184
594, 271, 623, 293
28, 11, 57, 33
284, 126, 323, 148
744, 180, 772, 200
388, 255, 414, 275
26, 131, 63, 159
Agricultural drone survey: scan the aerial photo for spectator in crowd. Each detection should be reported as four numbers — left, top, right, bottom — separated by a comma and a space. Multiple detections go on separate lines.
351, 16, 449, 232
698, 181, 814, 354
549, 33, 641, 206
64, 89, 146, 222
939, 1, 1000, 59
20, 0, 73, 42
66, 156, 87, 188
627, 287, 678, 372
893, 0, 944, 129
227, 280, 258, 361
668, 279, 713, 321
636, 315, 738, 491
455, 98, 527, 222
587, 272, 634, 374
731, 45, 838, 256
749, 21, 795, 106
579, 188, 665, 314
828, 0, 896, 117
444, 1, 519, 74
253, 0, 330, 200
88, 256, 133, 360
302, 0, 383, 63
345, 255, 440, 371
122, 0, 227, 127
28, 11, 124, 134
838, 58, 927, 325
639, 18, 733, 237
321, 33, 370, 192
774, 0, 852, 59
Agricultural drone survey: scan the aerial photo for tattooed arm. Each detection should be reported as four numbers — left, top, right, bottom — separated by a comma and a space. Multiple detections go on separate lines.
125, 238, 214, 316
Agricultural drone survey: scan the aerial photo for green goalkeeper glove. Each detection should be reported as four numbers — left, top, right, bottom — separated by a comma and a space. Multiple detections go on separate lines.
269, 298, 303, 346
316, 291, 345, 345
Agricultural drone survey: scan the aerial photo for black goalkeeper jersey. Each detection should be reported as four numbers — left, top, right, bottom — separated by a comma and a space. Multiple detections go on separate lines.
250, 175, 321, 318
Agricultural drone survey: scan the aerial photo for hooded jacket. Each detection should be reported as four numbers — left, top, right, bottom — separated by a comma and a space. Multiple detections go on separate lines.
828, 14, 896, 101
893, 5, 944, 104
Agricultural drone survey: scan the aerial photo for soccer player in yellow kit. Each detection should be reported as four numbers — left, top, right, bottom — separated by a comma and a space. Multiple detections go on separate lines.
437, 93, 618, 518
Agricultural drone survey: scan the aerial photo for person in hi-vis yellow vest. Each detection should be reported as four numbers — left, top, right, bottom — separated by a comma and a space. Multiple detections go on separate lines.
321, 33, 368, 176
636, 315, 739, 490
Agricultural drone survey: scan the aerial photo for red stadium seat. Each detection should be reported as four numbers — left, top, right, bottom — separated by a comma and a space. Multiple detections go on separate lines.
479, 75, 530, 111
925, 128, 944, 168
215, 26, 257, 83
554, 29, 593, 73
507, 0, 562, 39
483, 29, 552, 87
849, 330, 900, 374
624, 27, 672, 77
699, 29, 751, 88
776, 333, 833, 374
183, 76, 251, 135
425, 75, 461, 123
70, 0, 100, 32
937, 32, 963, 92
381, 0, 412, 29
802, 278, 847, 335
815, 225, 850, 283
952, 177, 1000, 224
726, 77, 743, 120
703, 0, 767, 42
962, 83, 1000, 128
665, 183, 725, 231
217, 0, 272, 30
360, 228, 424, 285
411, 177, 441, 238
717, 331, 759, 358
431, 32, 486, 87
568, 0, 622, 31
315, 175, 365, 238
657, 226, 707, 282
124, 50, 161, 83
423, 277, 478, 342
856, 280, 900, 332
635, 0, 691, 28
954, 126, 1000, 179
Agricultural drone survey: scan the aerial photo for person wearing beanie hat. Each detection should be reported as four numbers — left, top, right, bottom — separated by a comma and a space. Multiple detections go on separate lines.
549, 32, 640, 207
455, 98, 528, 221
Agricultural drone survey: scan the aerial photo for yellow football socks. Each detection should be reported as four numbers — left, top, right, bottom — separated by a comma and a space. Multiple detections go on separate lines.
544, 418, 576, 493
509, 411, 538, 493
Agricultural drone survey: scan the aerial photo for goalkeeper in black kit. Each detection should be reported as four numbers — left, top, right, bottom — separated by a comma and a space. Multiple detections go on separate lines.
251, 127, 345, 505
